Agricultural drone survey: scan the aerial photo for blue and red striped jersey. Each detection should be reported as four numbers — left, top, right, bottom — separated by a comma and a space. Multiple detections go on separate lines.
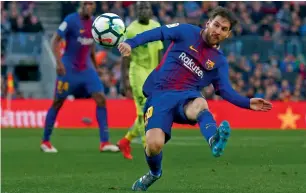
125, 23, 250, 109
57, 12, 94, 71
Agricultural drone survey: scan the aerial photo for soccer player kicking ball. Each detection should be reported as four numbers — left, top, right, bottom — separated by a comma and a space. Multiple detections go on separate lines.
117, 2, 164, 160
40, 2, 119, 153
118, 6, 273, 191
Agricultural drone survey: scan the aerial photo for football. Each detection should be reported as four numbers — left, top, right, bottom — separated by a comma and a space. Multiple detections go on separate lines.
91, 13, 126, 47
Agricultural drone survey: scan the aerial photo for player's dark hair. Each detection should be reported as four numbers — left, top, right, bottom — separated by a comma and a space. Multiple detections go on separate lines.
209, 6, 238, 30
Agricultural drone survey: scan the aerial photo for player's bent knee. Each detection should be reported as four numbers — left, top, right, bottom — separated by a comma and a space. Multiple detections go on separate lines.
145, 128, 165, 156
146, 140, 164, 156
92, 92, 106, 107
185, 97, 209, 121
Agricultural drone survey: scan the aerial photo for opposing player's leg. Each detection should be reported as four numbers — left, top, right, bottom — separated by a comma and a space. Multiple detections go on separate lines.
117, 92, 146, 159
183, 97, 231, 157
85, 68, 119, 152
41, 76, 72, 153
132, 94, 174, 191
117, 68, 148, 159
117, 115, 143, 160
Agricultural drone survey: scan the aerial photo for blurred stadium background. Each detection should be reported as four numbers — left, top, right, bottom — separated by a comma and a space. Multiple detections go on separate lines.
1, 1, 306, 193
1, 1, 306, 100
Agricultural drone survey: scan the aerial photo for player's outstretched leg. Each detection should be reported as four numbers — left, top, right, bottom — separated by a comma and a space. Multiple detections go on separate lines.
211, 120, 231, 157
41, 98, 65, 153
132, 128, 163, 191
92, 92, 119, 152
185, 98, 231, 157
197, 110, 231, 157
117, 87, 147, 160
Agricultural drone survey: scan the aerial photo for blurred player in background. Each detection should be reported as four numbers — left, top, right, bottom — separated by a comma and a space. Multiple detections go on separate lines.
117, 2, 163, 160
40, 1, 119, 153
118, 6, 273, 191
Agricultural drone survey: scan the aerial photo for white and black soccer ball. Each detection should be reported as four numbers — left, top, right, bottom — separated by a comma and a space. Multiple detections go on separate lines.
92, 13, 126, 47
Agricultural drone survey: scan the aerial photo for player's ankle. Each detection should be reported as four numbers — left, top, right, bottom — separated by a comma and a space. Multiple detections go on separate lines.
208, 136, 215, 147
149, 170, 162, 178
124, 135, 133, 142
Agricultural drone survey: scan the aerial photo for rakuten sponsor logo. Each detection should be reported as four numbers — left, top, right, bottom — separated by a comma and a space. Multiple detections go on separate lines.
179, 52, 203, 78
1, 109, 57, 128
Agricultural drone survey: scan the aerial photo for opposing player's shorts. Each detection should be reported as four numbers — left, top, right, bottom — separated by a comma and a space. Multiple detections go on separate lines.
54, 67, 103, 99
143, 90, 204, 143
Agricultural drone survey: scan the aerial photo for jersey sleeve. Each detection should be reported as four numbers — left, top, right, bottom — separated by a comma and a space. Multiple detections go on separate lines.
212, 61, 251, 109
125, 23, 187, 49
57, 15, 71, 39
155, 22, 164, 50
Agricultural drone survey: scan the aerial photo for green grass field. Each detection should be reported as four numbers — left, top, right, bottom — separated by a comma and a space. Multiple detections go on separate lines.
2, 129, 306, 193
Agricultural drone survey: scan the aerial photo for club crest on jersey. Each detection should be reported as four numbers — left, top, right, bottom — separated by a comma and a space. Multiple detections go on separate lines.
205, 59, 215, 70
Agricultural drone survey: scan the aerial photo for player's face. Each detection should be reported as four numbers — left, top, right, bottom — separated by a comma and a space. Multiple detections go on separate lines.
81, 1, 96, 18
206, 16, 231, 45
137, 2, 152, 24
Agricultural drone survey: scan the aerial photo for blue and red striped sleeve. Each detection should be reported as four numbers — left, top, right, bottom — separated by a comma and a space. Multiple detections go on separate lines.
125, 23, 185, 48
57, 14, 72, 39
213, 61, 251, 109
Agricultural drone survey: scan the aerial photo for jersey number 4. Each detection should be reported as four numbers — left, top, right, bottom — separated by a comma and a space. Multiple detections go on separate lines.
57, 81, 69, 94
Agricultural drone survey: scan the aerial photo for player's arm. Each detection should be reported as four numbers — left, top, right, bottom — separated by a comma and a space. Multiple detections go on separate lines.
52, 17, 71, 75
158, 49, 163, 63
213, 62, 251, 109
51, 34, 63, 67
90, 44, 98, 69
118, 23, 183, 56
213, 63, 272, 111
120, 55, 131, 96
125, 23, 184, 49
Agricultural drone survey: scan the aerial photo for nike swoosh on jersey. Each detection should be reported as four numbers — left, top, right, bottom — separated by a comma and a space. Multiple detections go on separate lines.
189, 45, 198, 53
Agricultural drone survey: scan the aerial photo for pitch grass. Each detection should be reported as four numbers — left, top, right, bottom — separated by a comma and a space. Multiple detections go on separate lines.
2, 129, 306, 193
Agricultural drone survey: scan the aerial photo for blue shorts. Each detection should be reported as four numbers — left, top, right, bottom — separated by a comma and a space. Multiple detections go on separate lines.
143, 90, 204, 143
55, 68, 103, 99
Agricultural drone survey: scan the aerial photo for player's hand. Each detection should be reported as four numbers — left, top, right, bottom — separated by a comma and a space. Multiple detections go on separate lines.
250, 98, 273, 112
56, 63, 66, 76
118, 42, 131, 56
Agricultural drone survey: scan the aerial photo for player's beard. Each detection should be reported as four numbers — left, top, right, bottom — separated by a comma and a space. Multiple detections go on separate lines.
209, 34, 220, 45
203, 30, 220, 46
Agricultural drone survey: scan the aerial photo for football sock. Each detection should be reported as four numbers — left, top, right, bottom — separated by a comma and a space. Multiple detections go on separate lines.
42, 107, 59, 141
197, 109, 218, 144
125, 130, 137, 141
125, 115, 144, 142
96, 106, 109, 142
145, 150, 162, 177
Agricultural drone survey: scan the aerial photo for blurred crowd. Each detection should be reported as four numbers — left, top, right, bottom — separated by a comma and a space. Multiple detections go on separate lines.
204, 53, 306, 101
61, 1, 306, 38
81, 1, 306, 101
1, 1, 44, 99
1, 1, 44, 54
1, 1, 306, 101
